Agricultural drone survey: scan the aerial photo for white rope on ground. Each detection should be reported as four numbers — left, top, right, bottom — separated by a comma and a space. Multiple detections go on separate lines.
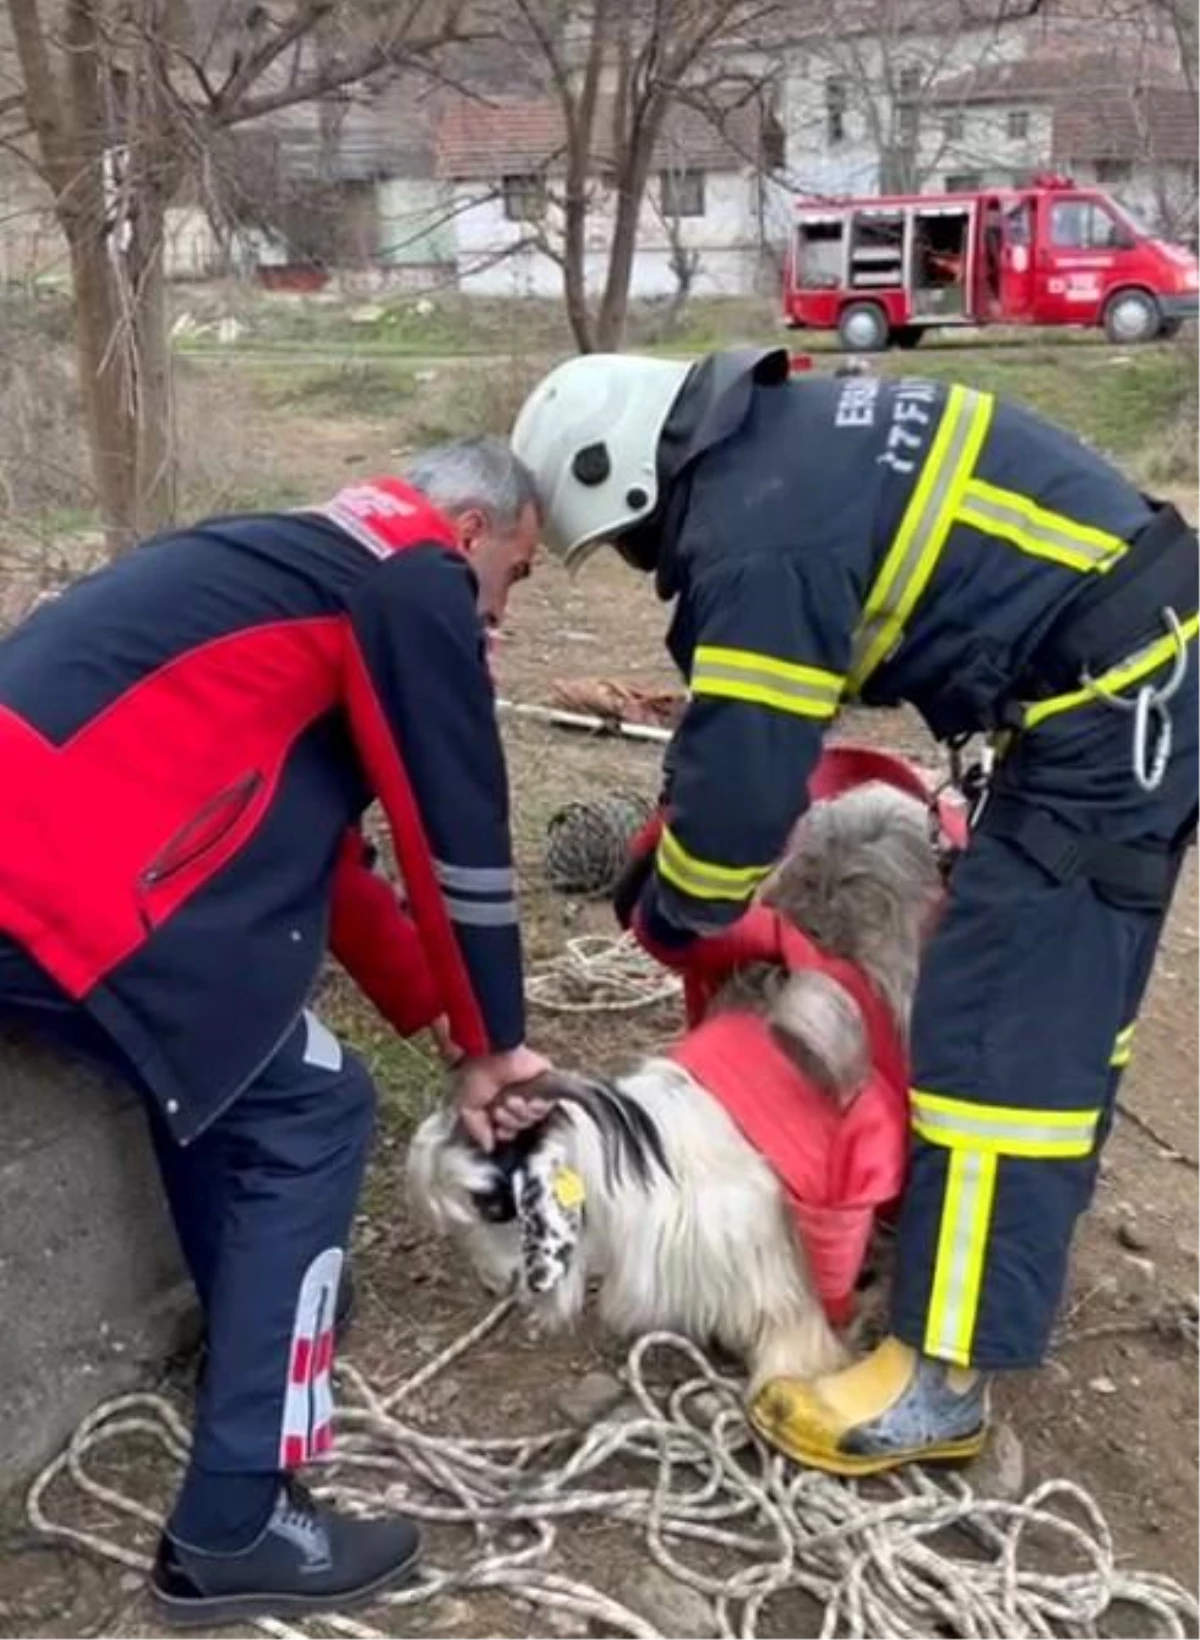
27, 1299, 1199, 1640
525, 932, 682, 1014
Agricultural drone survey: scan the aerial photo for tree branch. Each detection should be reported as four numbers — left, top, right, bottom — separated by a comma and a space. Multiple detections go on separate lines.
213, 15, 467, 127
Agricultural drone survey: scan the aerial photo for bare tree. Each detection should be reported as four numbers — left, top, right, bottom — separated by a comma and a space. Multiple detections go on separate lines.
1, 0, 467, 552
494, 0, 783, 351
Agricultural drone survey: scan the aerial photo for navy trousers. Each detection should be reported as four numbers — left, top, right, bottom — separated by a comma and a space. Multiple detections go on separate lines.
0, 945, 375, 1473
891, 630, 1198, 1370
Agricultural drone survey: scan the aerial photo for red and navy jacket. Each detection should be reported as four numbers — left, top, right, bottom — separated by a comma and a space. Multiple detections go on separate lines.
0, 479, 524, 1144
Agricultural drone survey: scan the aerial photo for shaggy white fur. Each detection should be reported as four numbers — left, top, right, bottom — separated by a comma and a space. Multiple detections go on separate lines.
406, 782, 942, 1389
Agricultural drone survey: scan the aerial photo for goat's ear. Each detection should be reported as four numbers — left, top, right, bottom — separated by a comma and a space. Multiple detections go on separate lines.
767, 971, 870, 1108
513, 1143, 586, 1295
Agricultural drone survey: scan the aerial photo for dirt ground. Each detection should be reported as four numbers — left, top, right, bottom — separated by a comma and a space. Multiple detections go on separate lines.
0, 352, 1197, 1638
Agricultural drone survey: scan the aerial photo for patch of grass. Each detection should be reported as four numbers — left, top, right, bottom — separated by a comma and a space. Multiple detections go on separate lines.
272, 360, 418, 417
319, 970, 442, 1137
866, 338, 1197, 464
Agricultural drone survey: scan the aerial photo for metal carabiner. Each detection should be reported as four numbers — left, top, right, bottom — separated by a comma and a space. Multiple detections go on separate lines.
1132, 686, 1173, 792
1084, 608, 1190, 794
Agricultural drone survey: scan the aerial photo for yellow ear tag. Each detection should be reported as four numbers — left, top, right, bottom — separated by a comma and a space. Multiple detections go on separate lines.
552, 1165, 586, 1210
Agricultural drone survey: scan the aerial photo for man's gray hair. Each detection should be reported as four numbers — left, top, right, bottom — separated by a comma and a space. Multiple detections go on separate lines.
403, 435, 540, 532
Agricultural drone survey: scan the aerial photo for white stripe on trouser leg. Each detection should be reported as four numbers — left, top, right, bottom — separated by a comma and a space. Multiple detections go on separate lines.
279, 1246, 343, 1467
303, 1010, 343, 1073
924, 1148, 998, 1366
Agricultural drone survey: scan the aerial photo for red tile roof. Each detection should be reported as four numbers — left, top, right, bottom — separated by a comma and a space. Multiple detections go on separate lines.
434, 94, 763, 179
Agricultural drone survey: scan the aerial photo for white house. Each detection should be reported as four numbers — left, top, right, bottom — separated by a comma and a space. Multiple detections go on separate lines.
433, 94, 780, 299
775, 0, 1195, 238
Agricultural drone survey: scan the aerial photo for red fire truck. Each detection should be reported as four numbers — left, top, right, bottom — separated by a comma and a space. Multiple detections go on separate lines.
782, 175, 1199, 351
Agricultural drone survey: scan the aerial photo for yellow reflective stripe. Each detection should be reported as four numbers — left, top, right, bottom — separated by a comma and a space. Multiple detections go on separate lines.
850, 386, 993, 692
912, 1089, 1100, 1159
1110, 1020, 1137, 1069
691, 645, 844, 720
656, 825, 771, 902
1023, 613, 1200, 729
959, 479, 1128, 575
924, 1148, 998, 1365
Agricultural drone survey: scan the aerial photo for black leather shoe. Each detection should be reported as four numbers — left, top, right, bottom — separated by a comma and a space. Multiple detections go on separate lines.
151, 1477, 420, 1627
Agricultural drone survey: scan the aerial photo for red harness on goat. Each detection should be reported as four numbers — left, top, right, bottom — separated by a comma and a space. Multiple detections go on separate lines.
667, 907, 910, 1326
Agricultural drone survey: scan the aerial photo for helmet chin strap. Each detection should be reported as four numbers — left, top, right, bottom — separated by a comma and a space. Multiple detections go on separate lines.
612, 525, 661, 574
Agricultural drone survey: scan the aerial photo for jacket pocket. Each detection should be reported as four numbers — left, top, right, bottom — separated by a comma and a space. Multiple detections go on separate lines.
138, 771, 266, 929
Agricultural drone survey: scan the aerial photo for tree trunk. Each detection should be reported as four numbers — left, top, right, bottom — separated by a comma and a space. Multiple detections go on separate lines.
127, 182, 177, 538
595, 109, 662, 351
66, 228, 141, 551
7, 0, 175, 553
558, 0, 609, 353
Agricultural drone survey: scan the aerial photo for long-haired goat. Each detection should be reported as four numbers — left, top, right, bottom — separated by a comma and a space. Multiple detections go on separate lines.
406, 781, 942, 1389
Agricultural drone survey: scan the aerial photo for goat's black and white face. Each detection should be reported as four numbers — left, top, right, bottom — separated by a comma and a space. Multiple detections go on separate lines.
406, 779, 942, 1385
405, 1072, 674, 1326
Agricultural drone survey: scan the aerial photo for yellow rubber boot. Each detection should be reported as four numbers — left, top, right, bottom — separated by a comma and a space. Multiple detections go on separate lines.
748, 1336, 989, 1477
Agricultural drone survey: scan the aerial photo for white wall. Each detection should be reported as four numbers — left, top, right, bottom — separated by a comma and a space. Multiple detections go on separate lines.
780, 22, 1033, 196
449, 170, 767, 297
918, 105, 1055, 191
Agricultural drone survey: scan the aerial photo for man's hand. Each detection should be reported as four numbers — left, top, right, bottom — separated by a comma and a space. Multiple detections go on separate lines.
452, 1044, 554, 1150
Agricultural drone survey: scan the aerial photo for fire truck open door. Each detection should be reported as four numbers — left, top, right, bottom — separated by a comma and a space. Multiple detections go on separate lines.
999, 197, 1036, 321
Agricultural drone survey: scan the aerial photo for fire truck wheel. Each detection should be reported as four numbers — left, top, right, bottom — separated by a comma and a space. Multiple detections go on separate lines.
1102, 288, 1161, 345
838, 302, 890, 353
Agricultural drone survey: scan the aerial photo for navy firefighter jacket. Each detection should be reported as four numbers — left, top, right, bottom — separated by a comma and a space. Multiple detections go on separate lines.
0, 479, 525, 1143
640, 349, 1163, 946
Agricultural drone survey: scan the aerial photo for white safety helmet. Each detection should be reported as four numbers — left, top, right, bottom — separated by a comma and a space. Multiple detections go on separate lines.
510, 353, 695, 570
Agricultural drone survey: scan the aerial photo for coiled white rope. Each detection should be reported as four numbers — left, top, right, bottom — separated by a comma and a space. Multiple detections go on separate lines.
525, 932, 682, 1014
26, 1299, 1198, 1639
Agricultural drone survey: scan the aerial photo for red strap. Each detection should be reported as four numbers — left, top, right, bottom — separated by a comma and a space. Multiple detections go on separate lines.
342, 637, 488, 1057
328, 829, 443, 1036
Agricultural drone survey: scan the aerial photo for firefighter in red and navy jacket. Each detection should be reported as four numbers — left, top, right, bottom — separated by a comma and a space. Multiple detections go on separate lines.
0, 436, 551, 1624
512, 349, 1198, 1478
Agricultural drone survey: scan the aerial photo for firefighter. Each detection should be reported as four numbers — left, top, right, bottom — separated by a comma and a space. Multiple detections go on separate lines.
511, 349, 1198, 1476
0, 436, 553, 1623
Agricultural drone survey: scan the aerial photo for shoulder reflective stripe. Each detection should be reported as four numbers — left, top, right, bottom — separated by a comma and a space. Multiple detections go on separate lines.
924, 1149, 997, 1366
656, 825, 772, 902
691, 646, 844, 719
1023, 612, 1199, 729
850, 386, 993, 692
1110, 1020, 1137, 1068
959, 480, 1128, 574
444, 894, 518, 926
434, 859, 516, 894
912, 1089, 1100, 1159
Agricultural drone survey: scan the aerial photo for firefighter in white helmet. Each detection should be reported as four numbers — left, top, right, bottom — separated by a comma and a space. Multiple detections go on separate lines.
511, 347, 1198, 1476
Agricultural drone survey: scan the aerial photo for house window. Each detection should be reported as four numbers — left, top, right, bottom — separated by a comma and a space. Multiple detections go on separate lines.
1006, 109, 1030, 140
1095, 158, 1132, 183
659, 167, 706, 218
502, 174, 546, 222
945, 171, 983, 192
943, 111, 965, 142
1050, 198, 1124, 249
826, 77, 848, 145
